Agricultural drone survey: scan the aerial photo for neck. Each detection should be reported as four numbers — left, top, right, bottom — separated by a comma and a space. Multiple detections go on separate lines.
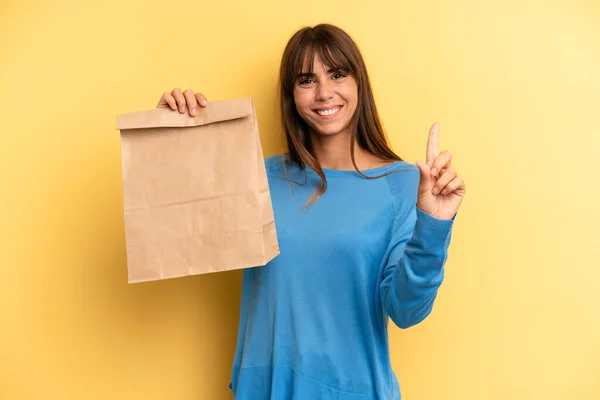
310, 129, 376, 171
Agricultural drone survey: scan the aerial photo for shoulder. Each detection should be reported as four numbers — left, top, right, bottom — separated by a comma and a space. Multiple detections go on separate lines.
264, 153, 301, 181
381, 162, 421, 227
383, 161, 421, 219
264, 153, 304, 176
383, 161, 420, 198
264, 154, 286, 173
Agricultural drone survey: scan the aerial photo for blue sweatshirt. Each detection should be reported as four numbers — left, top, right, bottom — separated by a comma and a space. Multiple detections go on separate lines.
228, 155, 454, 399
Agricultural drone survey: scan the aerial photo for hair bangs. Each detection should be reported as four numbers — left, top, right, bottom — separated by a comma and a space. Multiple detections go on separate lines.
294, 33, 355, 79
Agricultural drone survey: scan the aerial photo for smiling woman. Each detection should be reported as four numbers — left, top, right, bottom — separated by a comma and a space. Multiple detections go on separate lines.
156, 23, 465, 400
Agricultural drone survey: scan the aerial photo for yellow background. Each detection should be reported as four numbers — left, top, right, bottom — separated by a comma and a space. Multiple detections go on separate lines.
1, 0, 599, 399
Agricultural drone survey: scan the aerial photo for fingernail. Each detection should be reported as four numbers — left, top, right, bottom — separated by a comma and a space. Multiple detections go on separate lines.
432, 187, 439, 195
431, 168, 437, 176
191, 108, 196, 116
201, 99, 207, 106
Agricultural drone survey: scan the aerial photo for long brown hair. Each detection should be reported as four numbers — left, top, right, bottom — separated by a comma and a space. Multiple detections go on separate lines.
277, 23, 402, 206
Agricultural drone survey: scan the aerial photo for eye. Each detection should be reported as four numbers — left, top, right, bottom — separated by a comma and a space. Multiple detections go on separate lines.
297, 77, 315, 86
332, 72, 347, 80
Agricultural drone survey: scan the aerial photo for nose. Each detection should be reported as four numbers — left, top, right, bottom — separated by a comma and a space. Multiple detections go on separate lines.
315, 80, 334, 102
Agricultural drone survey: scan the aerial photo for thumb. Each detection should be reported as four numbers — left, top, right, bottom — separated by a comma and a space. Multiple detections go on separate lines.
415, 160, 434, 189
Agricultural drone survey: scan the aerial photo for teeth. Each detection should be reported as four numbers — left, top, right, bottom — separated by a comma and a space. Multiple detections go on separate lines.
317, 106, 340, 116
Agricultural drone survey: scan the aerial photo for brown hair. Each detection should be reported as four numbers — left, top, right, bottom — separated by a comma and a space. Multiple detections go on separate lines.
277, 23, 402, 207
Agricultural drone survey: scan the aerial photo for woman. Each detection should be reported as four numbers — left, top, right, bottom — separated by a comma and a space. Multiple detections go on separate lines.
157, 23, 465, 400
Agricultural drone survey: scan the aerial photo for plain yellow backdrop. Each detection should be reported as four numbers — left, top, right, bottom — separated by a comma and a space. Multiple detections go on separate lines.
1, 0, 599, 399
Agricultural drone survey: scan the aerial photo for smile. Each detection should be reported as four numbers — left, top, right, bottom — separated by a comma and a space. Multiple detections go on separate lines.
315, 106, 342, 117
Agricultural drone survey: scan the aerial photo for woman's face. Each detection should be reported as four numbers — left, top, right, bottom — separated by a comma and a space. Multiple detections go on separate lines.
293, 54, 358, 138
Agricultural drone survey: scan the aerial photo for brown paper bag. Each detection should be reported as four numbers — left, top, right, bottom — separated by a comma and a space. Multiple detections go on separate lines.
115, 97, 279, 283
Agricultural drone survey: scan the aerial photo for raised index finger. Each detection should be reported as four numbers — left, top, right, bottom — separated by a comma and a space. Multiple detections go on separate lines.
427, 122, 439, 164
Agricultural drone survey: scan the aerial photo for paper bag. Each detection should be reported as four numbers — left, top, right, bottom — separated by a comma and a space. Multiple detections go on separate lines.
115, 97, 279, 283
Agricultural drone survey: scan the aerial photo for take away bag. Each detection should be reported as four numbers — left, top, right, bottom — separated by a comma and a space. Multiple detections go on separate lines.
115, 97, 279, 283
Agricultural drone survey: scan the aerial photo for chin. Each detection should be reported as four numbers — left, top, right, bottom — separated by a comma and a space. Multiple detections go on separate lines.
310, 123, 350, 137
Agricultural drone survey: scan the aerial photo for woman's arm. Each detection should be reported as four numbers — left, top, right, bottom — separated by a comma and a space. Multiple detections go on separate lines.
380, 207, 454, 329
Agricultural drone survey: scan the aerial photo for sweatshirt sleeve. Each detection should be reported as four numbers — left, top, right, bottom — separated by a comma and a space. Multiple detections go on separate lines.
380, 207, 454, 329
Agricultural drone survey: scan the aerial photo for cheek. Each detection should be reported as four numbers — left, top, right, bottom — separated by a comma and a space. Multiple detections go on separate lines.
338, 82, 358, 105
347, 85, 359, 103
341, 90, 358, 113
293, 90, 309, 113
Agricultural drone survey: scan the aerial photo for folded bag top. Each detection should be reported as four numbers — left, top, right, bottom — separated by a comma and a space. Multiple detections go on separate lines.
116, 98, 253, 130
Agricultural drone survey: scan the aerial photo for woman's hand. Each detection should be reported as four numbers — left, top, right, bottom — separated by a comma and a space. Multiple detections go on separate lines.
415, 122, 466, 220
157, 88, 208, 117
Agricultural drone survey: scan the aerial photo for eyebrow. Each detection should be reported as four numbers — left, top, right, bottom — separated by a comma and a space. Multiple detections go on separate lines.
296, 68, 345, 79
